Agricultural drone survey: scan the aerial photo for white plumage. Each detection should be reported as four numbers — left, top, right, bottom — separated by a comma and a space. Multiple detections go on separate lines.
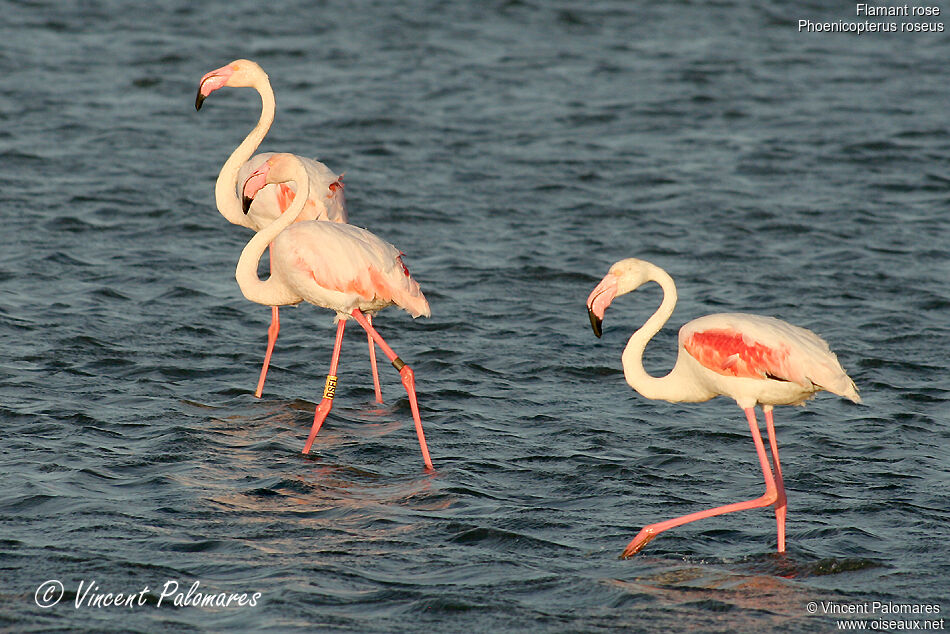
587, 257, 860, 557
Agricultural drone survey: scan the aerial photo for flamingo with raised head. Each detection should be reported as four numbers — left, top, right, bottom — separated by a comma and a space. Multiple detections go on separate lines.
197, 59, 385, 404
236, 153, 433, 470
586, 258, 860, 557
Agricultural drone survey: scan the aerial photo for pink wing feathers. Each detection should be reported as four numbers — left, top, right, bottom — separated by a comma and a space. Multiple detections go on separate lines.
685, 329, 791, 381
681, 313, 860, 401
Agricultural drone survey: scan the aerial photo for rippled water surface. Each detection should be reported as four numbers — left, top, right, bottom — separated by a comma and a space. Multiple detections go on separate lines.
2, 1, 948, 631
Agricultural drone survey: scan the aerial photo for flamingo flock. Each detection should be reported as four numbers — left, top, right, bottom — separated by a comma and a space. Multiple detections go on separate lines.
194, 59, 861, 556
196, 59, 430, 469
196, 59, 386, 404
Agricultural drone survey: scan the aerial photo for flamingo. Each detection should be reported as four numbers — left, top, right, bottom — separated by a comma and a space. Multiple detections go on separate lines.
586, 258, 860, 557
236, 153, 433, 469
196, 59, 385, 404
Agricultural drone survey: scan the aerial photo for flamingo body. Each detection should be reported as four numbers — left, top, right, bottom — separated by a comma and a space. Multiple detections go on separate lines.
678, 312, 860, 408
269, 221, 430, 319
587, 257, 859, 556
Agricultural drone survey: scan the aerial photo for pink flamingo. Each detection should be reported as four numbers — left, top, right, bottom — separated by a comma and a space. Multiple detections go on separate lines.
236, 153, 433, 469
586, 258, 860, 557
197, 59, 386, 403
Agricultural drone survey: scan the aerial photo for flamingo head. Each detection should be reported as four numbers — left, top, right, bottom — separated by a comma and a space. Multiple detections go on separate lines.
241, 170, 267, 214
241, 153, 304, 212
586, 258, 654, 337
195, 59, 266, 110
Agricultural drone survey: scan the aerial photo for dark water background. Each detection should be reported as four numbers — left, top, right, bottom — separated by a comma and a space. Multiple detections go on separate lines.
2, 1, 948, 631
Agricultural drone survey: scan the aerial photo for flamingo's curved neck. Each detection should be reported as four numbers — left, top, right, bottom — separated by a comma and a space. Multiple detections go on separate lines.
621, 264, 693, 403
215, 75, 275, 225
235, 162, 307, 306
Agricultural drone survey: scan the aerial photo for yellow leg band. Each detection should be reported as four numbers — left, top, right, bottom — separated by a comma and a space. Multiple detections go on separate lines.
323, 375, 338, 400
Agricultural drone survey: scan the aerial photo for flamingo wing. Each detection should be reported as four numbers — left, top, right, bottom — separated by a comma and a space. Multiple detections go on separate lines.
681, 313, 857, 399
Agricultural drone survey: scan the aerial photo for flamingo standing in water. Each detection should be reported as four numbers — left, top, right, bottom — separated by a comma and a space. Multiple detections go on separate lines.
586, 258, 860, 557
237, 153, 433, 469
196, 59, 386, 403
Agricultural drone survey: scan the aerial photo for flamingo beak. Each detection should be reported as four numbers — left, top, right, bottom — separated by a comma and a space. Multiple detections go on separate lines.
589, 309, 603, 338
195, 65, 234, 111
195, 73, 218, 110
586, 274, 618, 338
241, 168, 269, 214
195, 87, 207, 111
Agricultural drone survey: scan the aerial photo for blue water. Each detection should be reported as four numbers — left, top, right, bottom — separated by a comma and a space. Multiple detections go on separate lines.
2, 1, 948, 631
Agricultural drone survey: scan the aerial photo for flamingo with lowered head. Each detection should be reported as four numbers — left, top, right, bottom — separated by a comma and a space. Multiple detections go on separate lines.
197, 59, 385, 404
236, 153, 433, 469
587, 258, 860, 557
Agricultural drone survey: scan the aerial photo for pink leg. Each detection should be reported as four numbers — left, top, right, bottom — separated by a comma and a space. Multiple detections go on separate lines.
350, 309, 433, 471
366, 314, 384, 404
254, 248, 280, 398
621, 407, 778, 558
302, 319, 346, 454
763, 407, 787, 553
254, 306, 280, 398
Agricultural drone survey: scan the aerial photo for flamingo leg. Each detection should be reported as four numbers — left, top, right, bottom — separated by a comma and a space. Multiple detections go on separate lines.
254, 306, 280, 398
621, 407, 778, 558
302, 318, 346, 454
366, 313, 384, 404
254, 248, 280, 398
763, 406, 787, 553
350, 309, 433, 470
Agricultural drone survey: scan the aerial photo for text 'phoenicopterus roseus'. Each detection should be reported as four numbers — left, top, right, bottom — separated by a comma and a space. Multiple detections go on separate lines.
197, 60, 391, 403
237, 153, 433, 470
587, 258, 860, 557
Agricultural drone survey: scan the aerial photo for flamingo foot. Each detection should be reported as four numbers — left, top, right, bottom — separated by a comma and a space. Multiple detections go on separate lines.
775, 503, 787, 553
621, 528, 657, 558
397, 364, 433, 471
302, 396, 334, 455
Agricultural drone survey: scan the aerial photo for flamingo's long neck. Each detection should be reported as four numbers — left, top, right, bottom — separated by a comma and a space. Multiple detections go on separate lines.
620, 264, 696, 403
215, 75, 275, 226
235, 162, 307, 306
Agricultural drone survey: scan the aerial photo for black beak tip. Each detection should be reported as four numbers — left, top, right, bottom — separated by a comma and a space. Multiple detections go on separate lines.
588, 309, 603, 338
195, 92, 206, 111
242, 195, 253, 214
